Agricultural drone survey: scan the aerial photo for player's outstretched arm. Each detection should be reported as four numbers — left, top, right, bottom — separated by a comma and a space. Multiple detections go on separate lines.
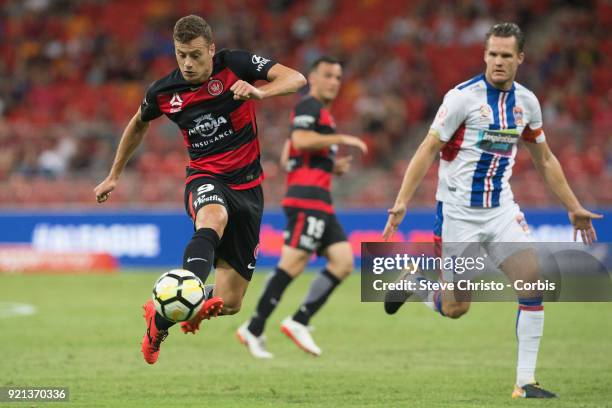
291, 130, 367, 153
279, 139, 291, 171
524, 140, 603, 244
94, 109, 150, 203
383, 129, 445, 241
260, 64, 306, 97
231, 64, 306, 101
332, 155, 353, 176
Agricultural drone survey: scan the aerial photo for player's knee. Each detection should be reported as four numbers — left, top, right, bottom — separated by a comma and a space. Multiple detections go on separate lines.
195, 205, 228, 232
442, 302, 470, 319
328, 261, 353, 279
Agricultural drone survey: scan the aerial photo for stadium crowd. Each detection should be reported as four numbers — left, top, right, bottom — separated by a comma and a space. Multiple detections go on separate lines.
0, 0, 610, 208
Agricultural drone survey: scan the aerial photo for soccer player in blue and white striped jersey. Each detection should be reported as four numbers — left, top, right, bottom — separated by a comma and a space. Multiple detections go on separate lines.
383, 22, 602, 399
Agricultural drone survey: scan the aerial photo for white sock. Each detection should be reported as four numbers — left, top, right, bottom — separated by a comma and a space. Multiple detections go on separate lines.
516, 300, 544, 387
423, 288, 437, 312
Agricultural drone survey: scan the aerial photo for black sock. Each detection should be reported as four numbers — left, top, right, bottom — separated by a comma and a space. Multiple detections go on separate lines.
292, 269, 341, 326
204, 284, 214, 299
183, 228, 220, 284
248, 267, 293, 336
154, 311, 175, 330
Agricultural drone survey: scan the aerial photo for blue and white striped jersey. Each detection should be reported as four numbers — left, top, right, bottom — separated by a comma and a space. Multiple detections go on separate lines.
430, 74, 546, 208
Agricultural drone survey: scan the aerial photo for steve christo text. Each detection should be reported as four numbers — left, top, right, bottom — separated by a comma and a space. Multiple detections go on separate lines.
372, 278, 556, 292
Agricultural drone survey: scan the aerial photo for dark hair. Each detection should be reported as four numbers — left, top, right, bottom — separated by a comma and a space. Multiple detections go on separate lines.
309, 56, 342, 73
173, 15, 213, 44
485, 22, 525, 52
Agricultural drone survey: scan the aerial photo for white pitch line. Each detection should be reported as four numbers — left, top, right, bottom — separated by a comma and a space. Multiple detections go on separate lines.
0, 302, 37, 319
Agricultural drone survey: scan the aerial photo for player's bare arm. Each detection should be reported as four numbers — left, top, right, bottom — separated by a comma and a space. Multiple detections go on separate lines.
523, 140, 602, 244
333, 155, 353, 176
94, 108, 150, 203
231, 63, 306, 101
279, 139, 291, 170
383, 129, 445, 241
291, 130, 367, 153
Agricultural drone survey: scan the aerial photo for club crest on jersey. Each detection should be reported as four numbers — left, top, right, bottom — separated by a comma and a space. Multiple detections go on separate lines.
479, 104, 493, 118
170, 93, 183, 113
208, 79, 224, 96
513, 106, 524, 126
189, 114, 229, 137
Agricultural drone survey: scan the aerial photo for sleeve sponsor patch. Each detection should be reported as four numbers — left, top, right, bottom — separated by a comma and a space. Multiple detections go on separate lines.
292, 114, 316, 128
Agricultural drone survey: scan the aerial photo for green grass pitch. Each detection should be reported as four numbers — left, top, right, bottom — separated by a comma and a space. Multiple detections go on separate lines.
1, 271, 611, 407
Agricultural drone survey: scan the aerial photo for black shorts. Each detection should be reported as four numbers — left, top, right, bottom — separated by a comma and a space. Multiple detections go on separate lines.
185, 177, 263, 281
283, 207, 347, 256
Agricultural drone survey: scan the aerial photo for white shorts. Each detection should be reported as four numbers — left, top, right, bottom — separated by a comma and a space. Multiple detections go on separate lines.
435, 201, 534, 281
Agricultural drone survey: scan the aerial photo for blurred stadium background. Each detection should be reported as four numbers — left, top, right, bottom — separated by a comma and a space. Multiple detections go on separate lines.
0, 0, 610, 208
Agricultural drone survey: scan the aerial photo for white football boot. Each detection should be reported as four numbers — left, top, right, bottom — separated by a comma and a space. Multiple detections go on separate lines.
280, 317, 321, 356
236, 321, 274, 359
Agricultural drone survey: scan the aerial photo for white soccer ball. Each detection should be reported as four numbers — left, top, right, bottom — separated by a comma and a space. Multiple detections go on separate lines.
152, 269, 206, 322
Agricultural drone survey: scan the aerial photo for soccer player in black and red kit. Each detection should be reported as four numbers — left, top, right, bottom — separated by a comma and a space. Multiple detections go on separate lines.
237, 56, 367, 358
93, 15, 306, 364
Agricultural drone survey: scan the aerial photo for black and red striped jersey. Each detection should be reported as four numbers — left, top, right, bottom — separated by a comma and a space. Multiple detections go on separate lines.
140, 49, 275, 190
281, 95, 337, 214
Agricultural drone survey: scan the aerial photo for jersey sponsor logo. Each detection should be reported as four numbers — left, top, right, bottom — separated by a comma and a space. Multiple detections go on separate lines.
189, 114, 230, 138
193, 194, 225, 208
479, 104, 492, 118
251, 55, 271, 72
476, 129, 519, 156
190, 132, 234, 148
513, 106, 524, 126
207, 79, 224, 96
170, 93, 183, 113
197, 184, 214, 194
293, 114, 316, 128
